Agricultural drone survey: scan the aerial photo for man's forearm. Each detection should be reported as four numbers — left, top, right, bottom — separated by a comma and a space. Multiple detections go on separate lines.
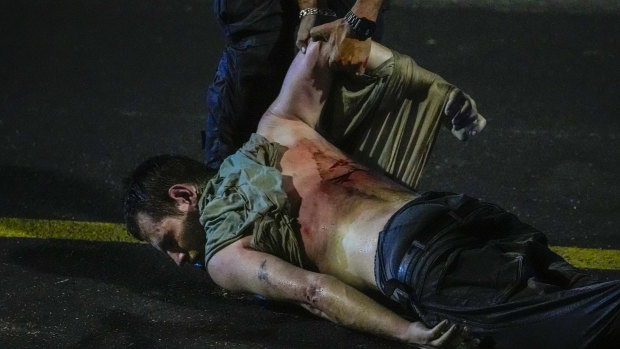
209, 238, 412, 342
307, 274, 463, 346
298, 0, 315, 8
308, 274, 411, 342
351, 0, 383, 21
298, 0, 329, 9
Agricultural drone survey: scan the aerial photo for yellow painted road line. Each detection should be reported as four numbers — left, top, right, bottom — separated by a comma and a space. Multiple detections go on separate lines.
549, 246, 620, 271
1, 217, 619, 270
0, 217, 136, 243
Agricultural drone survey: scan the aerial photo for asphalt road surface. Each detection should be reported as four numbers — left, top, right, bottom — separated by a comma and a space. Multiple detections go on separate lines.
1, 1, 618, 347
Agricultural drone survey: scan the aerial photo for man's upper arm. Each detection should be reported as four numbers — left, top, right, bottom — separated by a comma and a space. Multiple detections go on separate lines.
207, 236, 320, 304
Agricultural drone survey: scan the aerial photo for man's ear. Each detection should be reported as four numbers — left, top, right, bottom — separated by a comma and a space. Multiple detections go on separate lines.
168, 184, 199, 212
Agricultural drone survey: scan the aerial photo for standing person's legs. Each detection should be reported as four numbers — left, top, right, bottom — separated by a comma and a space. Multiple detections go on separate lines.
204, 0, 297, 169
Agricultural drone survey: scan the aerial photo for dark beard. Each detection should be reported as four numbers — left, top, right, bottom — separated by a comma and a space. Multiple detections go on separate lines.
183, 209, 206, 265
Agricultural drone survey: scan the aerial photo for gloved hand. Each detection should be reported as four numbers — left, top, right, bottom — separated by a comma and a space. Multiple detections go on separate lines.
444, 89, 487, 141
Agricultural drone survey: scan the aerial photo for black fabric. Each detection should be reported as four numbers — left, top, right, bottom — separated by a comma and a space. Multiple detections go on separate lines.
204, 0, 387, 169
375, 192, 620, 349
204, 0, 295, 169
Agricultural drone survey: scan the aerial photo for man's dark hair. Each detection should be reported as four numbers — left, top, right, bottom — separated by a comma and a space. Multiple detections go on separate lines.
123, 155, 212, 240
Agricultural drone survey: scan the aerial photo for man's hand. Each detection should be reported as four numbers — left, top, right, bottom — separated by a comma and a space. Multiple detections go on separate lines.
296, 14, 318, 54
404, 320, 479, 348
444, 89, 487, 141
310, 18, 371, 74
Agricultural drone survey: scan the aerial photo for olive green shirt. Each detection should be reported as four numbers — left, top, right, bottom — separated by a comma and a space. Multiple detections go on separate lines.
200, 49, 454, 266
320, 50, 454, 189
199, 134, 306, 266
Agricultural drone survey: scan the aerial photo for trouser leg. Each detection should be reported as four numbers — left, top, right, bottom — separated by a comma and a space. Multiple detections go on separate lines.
204, 0, 295, 169
408, 200, 620, 349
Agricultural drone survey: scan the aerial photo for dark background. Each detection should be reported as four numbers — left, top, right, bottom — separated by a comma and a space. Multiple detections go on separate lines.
0, 1, 618, 347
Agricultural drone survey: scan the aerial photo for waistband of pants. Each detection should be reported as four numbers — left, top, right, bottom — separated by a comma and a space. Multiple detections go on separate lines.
375, 192, 486, 306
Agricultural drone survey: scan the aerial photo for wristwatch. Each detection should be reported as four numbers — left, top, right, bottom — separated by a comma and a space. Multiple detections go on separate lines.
343, 10, 376, 40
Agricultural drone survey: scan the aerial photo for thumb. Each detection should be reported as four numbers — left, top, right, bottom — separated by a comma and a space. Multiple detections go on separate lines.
296, 40, 307, 54
296, 35, 308, 53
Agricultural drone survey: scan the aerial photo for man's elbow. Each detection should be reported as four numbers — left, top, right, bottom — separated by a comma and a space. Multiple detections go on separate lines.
302, 274, 330, 306
300, 274, 344, 322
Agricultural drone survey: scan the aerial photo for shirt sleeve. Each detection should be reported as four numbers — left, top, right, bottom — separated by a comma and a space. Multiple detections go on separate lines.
199, 134, 306, 267
318, 50, 455, 189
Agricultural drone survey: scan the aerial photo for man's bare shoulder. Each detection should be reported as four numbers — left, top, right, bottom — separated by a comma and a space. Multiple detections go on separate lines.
257, 112, 324, 148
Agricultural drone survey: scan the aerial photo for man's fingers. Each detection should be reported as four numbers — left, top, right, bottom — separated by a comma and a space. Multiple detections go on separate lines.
297, 15, 317, 53
356, 59, 367, 75
445, 89, 467, 118
444, 88, 487, 141
310, 19, 344, 42
468, 114, 487, 137
458, 99, 473, 120
296, 42, 306, 53
296, 35, 307, 53
428, 319, 450, 338
452, 109, 474, 131
296, 37, 308, 53
429, 324, 462, 348
449, 326, 471, 349
430, 324, 458, 346
296, 27, 310, 52
422, 321, 478, 349
310, 23, 330, 42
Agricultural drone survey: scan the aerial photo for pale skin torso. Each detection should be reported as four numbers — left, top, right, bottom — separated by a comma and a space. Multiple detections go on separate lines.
256, 39, 417, 291
261, 116, 417, 291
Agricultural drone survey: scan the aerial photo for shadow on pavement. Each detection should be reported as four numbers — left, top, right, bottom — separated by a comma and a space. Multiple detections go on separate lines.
0, 165, 122, 222
6, 239, 218, 303
1, 238, 403, 348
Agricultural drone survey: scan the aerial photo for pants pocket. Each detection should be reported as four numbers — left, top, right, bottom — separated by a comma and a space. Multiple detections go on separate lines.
436, 243, 524, 305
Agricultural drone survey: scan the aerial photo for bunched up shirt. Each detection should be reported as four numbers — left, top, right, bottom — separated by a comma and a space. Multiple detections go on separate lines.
199, 49, 457, 266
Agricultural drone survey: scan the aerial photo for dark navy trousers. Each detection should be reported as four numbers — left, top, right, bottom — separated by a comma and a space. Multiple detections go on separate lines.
375, 192, 620, 349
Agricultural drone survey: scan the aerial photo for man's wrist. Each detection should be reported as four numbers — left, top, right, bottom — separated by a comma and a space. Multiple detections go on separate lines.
350, 0, 382, 21
343, 10, 376, 40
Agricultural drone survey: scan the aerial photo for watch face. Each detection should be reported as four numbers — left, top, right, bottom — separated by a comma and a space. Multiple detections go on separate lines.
361, 27, 373, 38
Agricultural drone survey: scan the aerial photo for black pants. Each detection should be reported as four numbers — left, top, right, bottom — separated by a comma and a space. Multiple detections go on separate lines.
204, 0, 388, 169
375, 192, 620, 349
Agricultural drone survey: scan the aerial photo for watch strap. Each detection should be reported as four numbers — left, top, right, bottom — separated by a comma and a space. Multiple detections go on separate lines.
343, 10, 376, 39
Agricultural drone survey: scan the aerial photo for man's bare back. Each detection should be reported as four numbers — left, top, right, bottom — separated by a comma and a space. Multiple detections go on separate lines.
252, 40, 416, 291
260, 112, 417, 291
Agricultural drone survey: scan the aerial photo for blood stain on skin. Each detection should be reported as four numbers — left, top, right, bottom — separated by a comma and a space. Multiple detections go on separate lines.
329, 159, 349, 169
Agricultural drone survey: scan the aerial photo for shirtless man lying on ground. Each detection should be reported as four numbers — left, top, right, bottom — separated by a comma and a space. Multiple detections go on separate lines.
123, 35, 619, 348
